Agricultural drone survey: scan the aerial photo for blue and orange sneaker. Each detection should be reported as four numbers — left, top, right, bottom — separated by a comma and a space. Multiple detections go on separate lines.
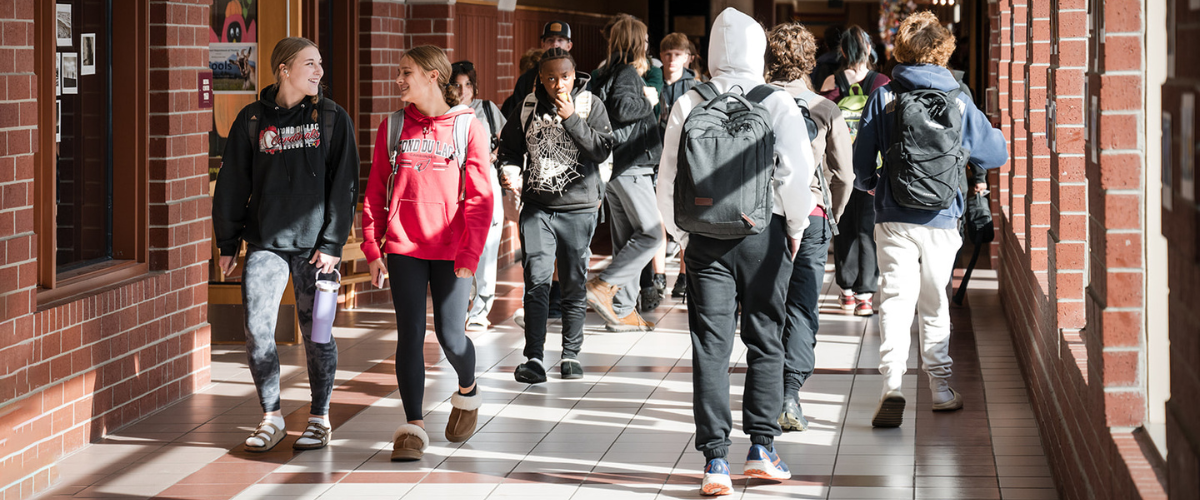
700, 457, 734, 496
743, 443, 791, 480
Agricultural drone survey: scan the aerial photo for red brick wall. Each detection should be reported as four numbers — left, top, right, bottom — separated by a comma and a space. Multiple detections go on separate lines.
0, 1, 212, 499
988, 0, 1168, 498
1162, 2, 1200, 499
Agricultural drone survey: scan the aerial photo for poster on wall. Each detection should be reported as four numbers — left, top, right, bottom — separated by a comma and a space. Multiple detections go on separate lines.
210, 0, 257, 43
81, 33, 96, 75
56, 53, 62, 96
1182, 93, 1195, 202
209, 43, 257, 93
61, 53, 78, 95
56, 100, 62, 143
56, 4, 71, 46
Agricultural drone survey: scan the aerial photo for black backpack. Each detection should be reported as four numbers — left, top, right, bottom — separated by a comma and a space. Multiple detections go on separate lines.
885, 81, 967, 211
675, 82, 779, 239
794, 91, 839, 236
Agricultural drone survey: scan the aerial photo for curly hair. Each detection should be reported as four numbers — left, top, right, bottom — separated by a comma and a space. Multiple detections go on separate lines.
892, 11, 956, 67
765, 23, 818, 86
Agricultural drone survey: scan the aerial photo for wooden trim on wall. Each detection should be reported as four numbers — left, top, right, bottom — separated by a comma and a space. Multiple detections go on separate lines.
330, 0, 359, 122
111, 0, 149, 263
34, 0, 56, 289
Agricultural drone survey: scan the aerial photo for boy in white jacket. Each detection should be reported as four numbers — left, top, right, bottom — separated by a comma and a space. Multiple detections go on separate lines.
656, 8, 816, 497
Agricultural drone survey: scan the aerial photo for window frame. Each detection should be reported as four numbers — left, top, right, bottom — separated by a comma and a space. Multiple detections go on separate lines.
34, 0, 149, 308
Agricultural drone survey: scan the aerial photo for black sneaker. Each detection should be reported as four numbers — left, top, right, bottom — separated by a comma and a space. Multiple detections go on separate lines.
671, 274, 687, 299
560, 359, 583, 379
514, 361, 547, 384
638, 286, 662, 312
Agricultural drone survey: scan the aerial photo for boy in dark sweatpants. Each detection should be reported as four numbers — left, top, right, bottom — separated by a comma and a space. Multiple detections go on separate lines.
498, 48, 614, 383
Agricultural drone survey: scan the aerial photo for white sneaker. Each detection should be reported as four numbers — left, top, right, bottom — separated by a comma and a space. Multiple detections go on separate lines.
871, 390, 906, 428
513, 308, 525, 329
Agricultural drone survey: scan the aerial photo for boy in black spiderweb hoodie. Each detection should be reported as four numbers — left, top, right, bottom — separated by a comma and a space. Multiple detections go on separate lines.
498, 48, 614, 383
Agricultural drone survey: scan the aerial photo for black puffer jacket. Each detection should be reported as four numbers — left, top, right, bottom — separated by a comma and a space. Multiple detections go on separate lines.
590, 61, 662, 176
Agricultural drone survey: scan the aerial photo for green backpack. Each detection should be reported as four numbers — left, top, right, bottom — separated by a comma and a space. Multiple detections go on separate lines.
834, 71, 878, 143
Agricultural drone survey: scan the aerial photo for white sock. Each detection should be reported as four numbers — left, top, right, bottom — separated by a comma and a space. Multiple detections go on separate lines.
930, 379, 955, 404
296, 415, 330, 445
856, 293, 873, 300
245, 415, 285, 447
842, 290, 854, 297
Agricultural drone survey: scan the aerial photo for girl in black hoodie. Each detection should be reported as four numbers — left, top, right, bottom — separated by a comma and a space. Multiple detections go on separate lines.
585, 16, 665, 333
498, 48, 614, 383
212, 37, 359, 453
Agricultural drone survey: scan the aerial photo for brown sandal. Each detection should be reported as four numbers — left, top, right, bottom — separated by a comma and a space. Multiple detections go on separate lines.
293, 421, 331, 450
245, 421, 285, 452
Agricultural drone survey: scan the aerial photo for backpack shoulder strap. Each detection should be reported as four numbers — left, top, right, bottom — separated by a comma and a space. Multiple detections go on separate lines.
387, 109, 405, 165
575, 90, 593, 120
452, 113, 473, 202
745, 84, 779, 104
245, 101, 264, 151
863, 71, 879, 94
519, 93, 539, 132
692, 81, 719, 102
481, 100, 497, 134
834, 72, 850, 99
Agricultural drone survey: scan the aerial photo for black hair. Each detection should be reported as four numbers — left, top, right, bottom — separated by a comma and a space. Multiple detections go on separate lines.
450, 60, 479, 96
538, 47, 576, 71
839, 26, 874, 69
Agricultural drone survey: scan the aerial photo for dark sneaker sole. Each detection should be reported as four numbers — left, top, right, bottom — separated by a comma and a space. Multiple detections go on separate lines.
513, 366, 547, 384
872, 395, 907, 428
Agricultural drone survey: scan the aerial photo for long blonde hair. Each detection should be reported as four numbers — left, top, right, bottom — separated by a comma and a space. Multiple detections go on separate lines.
402, 45, 461, 106
606, 16, 649, 76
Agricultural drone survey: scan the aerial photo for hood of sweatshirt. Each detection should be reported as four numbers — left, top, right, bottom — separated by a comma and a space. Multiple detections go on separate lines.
708, 8, 766, 86
889, 63, 962, 93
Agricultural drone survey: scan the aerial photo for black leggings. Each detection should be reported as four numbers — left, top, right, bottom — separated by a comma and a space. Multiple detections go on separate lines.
387, 254, 477, 422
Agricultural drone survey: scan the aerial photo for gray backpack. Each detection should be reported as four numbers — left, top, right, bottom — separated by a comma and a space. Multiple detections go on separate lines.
885, 82, 967, 210
674, 82, 779, 239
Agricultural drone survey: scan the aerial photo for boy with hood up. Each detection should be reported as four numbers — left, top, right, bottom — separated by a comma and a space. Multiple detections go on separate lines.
853, 12, 1007, 428
657, 8, 816, 496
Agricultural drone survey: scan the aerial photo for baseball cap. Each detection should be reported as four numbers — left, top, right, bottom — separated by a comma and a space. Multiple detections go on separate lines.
541, 21, 572, 40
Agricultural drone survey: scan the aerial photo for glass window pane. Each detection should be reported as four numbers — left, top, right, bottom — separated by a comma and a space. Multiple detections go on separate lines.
55, 0, 112, 271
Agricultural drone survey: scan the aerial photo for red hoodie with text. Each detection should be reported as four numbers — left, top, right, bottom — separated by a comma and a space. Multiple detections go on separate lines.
361, 104, 493, 272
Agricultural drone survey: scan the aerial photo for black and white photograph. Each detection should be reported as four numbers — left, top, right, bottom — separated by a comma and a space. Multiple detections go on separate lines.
61, 52, 78, 95
56, 99, 61, 143
56, 52, 61, 96
56, 4, 71, 46
81, 33, 95, 75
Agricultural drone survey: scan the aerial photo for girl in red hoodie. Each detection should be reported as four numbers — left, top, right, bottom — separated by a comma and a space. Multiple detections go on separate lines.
360, 45, 493, 461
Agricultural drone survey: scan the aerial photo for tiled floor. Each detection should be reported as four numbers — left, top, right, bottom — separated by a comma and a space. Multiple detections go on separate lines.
35, 258, 1060, 499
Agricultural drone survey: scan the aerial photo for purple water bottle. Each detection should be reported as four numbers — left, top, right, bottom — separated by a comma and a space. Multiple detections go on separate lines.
311, 270, 340, 344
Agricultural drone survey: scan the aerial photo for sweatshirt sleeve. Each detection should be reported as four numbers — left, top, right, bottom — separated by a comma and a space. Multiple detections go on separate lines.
657, 93, 693, 248
315, 106, 361, 258
359, 120, 391, 264
211, 107, 255, 256
561, 97, 614, 163
497, 105, 527, 169
962, 101, 1009, 170
853, 90, 886, 192
768, 93, 816, 241
453, 118, 497, 272
824, 105, 856, 221
605, 68, 656, 124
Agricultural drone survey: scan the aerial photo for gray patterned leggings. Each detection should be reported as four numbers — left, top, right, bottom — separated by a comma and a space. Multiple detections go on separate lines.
241, 246, 338, 415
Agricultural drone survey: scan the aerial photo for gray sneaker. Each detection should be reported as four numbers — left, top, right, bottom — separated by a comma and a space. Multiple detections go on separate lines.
778, 398, 809, 432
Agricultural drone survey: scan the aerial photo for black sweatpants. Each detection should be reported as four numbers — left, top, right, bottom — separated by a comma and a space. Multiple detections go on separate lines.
387, 254, 477, 422
833, 189, 879, 295
685, 215, 792, 461
783, 215, 833, 396
519, 206, 597, 361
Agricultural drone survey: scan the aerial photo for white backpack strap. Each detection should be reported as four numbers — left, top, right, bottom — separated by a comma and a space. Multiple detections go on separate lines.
575, 90, 592, 120
519, 93, 539, 133
387, 109, 404, 166
453, 113, 473, 202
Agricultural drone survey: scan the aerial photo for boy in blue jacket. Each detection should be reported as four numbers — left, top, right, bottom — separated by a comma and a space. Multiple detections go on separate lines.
853, 11, 1008, 428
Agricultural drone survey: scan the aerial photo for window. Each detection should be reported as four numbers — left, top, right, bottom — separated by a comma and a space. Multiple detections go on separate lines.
34, 0, 149, 306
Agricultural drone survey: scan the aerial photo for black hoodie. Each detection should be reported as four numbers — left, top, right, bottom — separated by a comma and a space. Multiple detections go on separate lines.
212, 84, 360, 258
497, 71, 614, 213
590, 60, 662, 176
